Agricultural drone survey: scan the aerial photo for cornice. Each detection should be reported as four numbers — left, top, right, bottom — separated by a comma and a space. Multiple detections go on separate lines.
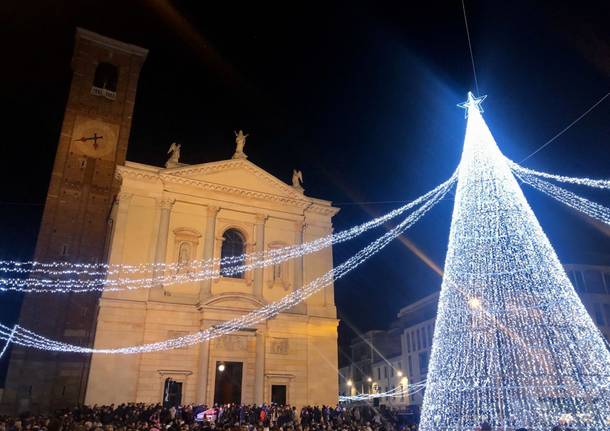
161, 173, 311, 209
76, 27, 148, 58
117, 160, 339, 217
115, 165, 161, 183
308, 203, 341, 217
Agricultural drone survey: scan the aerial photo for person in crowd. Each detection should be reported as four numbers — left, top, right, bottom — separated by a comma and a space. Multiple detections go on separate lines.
0, 403, 412, 431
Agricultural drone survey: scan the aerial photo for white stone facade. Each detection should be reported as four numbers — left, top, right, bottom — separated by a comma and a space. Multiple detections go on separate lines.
85, 158, 340, 407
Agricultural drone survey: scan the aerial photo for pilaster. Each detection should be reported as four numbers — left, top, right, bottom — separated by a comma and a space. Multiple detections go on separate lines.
254, 328, 266, 404
149, 197, 174, 299
253, 214, 268, 298
199, 206, 220, 300
196, 338, 211, 404
292, 220, 307, 314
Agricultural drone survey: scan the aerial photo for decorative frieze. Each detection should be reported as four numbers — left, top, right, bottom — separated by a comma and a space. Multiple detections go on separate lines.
213, 335, 248, 351
269, 338, 289, 355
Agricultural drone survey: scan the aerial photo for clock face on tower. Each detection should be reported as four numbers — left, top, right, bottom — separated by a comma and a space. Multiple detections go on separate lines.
72, 116, 119, 159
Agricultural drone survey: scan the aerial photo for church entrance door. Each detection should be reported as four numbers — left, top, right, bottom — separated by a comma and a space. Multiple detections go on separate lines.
271, 385, 287, 405
213, 361, 243, 404
163, 378, 183, 407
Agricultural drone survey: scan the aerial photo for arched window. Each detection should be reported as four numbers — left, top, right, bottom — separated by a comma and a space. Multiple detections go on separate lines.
220, 229, 245, 278
91, 62, 118, 99
93, 62, 118, 91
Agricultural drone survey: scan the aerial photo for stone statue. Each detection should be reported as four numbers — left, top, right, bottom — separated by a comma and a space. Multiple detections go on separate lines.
232, 130, 249, 159
292, 169, 304, 192
166, 142, 181, 168
178, 242, 191, 266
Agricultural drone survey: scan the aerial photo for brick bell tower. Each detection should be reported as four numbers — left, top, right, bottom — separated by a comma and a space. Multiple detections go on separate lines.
2, 28, 147, 413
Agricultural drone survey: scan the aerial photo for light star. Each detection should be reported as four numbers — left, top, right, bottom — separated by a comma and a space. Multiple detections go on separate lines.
457, 91, 487, 117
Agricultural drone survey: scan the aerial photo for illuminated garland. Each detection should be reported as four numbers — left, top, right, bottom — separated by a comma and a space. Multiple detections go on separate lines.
4, 92, 608, 428
0, 325, 15, 359
507, 159, 610, 190
0, 178, 451, 276
339, 381, 427, 402
515, 172, 610, 225
0, 176, 456, 294
0, 178, 455, 354
419, 93, 610, 431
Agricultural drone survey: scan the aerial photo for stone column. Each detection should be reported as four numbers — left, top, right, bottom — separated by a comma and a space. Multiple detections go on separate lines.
199, 206, 219, 300
254, 329, 265, 405
196, 339, 211, 404
153, 198, 175, 284
253, 214, 267, 298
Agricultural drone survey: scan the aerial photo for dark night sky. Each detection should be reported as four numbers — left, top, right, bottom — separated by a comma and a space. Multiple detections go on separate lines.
1, 0, 610, 375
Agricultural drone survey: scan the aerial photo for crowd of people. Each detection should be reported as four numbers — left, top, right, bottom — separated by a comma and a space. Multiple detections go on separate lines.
0, 403, 578, 431
0, 403, 409, 431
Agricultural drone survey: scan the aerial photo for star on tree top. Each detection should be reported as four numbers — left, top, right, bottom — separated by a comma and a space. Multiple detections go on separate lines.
457, 91, 487, 117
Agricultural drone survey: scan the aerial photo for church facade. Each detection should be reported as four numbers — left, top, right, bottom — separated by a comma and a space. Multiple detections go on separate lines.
2, 28, 339, 412
85, 152, 340, 407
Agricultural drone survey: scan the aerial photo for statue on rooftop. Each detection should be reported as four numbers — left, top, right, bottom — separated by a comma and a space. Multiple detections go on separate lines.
166, 142, 181, 168
232, 130, 249, 159
292, 169, 304, 192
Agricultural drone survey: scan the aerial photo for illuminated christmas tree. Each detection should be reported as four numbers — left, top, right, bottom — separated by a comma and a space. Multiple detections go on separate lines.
419, 93, 610, 430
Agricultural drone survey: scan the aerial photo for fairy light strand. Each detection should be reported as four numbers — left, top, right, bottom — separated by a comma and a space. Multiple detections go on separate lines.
0, 325, 16, 359
339, 381, 427, 402
515, 172, 610, 225
0, 178, 455, 354
0, 176, 457, 294
3, 93, 608, 428
0, 178, 452, 276
507, 159, 610, 190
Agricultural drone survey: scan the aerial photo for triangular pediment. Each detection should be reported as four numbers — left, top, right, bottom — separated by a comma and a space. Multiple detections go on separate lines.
163, 159, 304, 199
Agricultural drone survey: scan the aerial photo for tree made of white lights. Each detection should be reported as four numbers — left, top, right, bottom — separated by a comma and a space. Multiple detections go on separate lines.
419, 93, 610, 430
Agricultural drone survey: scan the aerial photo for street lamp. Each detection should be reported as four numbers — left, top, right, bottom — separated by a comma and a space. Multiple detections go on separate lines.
367, 377, 372, 382
346, 379, 353, 387
397, 370, 403, 377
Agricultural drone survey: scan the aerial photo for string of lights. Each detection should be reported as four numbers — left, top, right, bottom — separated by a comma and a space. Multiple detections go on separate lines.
515, 172, 610, 225
507, 159, 610, 190
419, 93, 610, 431
4, 92, 608, 428
0, 177, 453, 277
0, 178, 455, 354
339, 381, 427, 402
0, 325, 16, 359
0, 175, 457, 294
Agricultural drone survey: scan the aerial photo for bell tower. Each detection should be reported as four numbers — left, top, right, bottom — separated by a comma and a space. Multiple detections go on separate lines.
2, 28, 147, 413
